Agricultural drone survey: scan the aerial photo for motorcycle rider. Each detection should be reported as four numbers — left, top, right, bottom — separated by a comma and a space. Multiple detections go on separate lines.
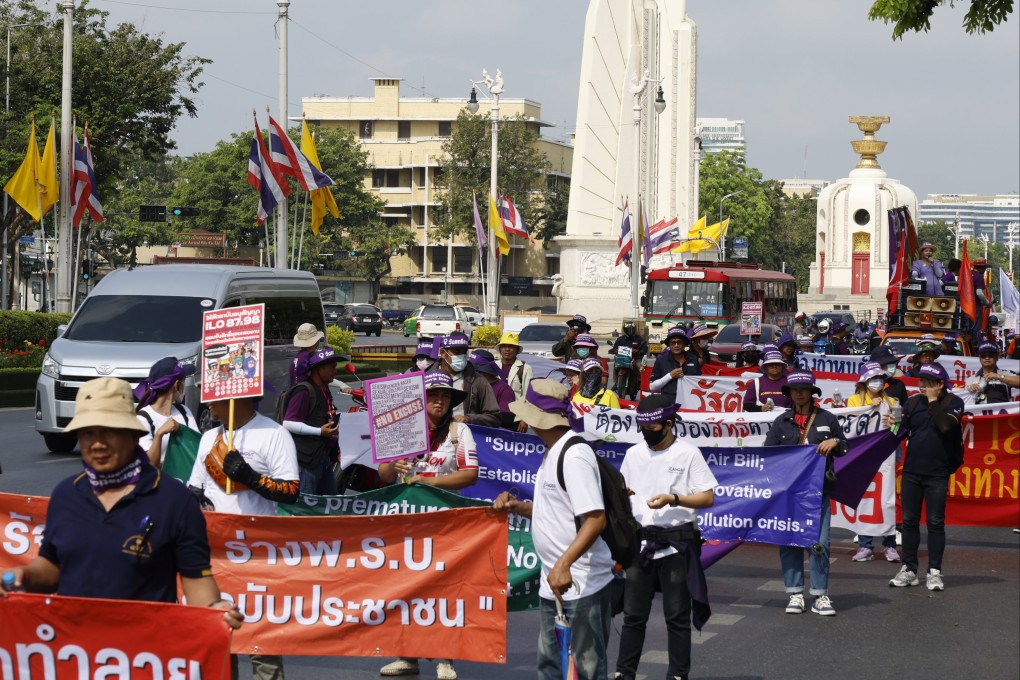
812, 319, 831, 354
792, 312, 808, 339
851, 319, 876, 355
610, 320, 648, 401
828, 322, 851, 355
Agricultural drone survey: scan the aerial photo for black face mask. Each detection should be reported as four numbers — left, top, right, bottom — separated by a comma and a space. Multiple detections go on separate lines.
641, 422, 671, 447
580, 371, 602, 399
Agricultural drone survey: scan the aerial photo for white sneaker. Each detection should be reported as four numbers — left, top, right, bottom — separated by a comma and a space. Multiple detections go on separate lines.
380, 659, 420, 676
785, 593, 805, 614
435, 662, 458, 680
926, 569, 945, 591
889, 565, 919, 587
811, 595, 836, 616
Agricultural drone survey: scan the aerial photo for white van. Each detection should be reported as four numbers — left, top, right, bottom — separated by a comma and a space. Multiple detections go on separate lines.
35, 265, 324, 453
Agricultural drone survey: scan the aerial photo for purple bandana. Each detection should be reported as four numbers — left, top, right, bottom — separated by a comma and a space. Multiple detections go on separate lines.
82, 448, 147, 493
132, 366, 188, 408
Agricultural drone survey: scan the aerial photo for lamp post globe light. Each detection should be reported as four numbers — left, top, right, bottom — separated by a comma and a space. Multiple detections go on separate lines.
719, 190, 743, 260
629, 72, 665, 319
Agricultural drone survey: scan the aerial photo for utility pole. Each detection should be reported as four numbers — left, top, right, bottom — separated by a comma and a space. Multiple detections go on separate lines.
56, 1, 74, 313
275, 0, 290, 269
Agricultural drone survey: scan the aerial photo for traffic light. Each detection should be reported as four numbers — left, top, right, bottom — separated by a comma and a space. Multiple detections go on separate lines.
349, 251, 362, 257
139, 205, 167, 222
81, 262, 92, 280
171, 207, 200, 217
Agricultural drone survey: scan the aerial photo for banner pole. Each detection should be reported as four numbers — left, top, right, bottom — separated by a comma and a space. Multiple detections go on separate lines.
225, 398, 235, 495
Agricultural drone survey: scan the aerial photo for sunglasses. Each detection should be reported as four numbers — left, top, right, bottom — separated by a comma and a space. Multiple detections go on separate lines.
667, 339, 686, 345
979, 353, 997, 359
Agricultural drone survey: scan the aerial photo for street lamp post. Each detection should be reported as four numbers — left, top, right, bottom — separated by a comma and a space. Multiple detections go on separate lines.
629, 73, 665, 319
466, 70, 503, 324
1006, 222, 1018, 282
978, 233, 990, 260
719, 190, 743, 260
953, 212, 961, 258
4, 22, 30, 310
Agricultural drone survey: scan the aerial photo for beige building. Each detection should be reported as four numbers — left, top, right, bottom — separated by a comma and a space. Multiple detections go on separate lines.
301, 78, 572, 306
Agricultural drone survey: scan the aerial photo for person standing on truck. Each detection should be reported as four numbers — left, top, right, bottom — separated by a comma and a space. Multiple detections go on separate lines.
552, 314, 591, 360
910, 242, 945, 296
496, 331, 533, 401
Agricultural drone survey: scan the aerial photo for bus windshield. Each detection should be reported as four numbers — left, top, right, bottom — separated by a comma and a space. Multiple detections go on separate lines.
647, 280, 725, 318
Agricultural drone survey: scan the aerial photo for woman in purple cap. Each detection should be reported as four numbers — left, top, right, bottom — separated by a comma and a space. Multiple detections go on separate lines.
134, 357, 199, 467
649, 326, 700, 403
910, 242, 945, 296
765, 370, 847, 617
966, 342, 1019, 404
405, 339, 438, 374
742, 351, 792, 413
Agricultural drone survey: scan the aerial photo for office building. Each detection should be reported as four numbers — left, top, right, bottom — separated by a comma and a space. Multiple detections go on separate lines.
918, 194, 1020, 243
696, 117, 745, 155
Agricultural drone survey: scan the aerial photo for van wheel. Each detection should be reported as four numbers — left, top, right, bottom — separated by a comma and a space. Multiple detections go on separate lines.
365, 331, 371, 337
43, 432, 77, 454
375, 329, 381, 337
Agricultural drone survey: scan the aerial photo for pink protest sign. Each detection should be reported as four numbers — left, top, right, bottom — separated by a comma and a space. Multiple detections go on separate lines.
366, 371, 429, 463
200, 304, 265, 403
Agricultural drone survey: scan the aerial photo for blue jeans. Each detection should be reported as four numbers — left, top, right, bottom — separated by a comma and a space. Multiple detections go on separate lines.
900, 471, 948, 573
538, 585, 613, 680
299, 455, 338, 496
779, 491, 831, 596
858, 534, 896, 549
616, 552, 691, 680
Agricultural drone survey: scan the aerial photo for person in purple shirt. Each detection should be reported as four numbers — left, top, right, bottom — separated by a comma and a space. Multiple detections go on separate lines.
910, 242, 945, 296
743, 351, 792, 412
470, 349, 521, 431
290, 323, 324, 387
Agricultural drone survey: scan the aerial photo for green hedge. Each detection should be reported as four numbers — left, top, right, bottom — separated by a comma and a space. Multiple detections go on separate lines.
0, 310, 72, 347
0, 367, 41, 390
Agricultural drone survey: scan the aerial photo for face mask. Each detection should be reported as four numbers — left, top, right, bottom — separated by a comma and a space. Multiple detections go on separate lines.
698, 339, 710, 349
641, 424, 670, 447
580, 371, 602, 399
416, 358, 433, 372
885, 365, 897, 377
866, 379, 885, 393
576, 348, 591, 358
448, 354, 468, 373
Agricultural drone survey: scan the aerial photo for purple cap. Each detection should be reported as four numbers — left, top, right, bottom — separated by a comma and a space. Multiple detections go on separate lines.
415, 340, 437, 359
558, 359, 583, 374
831, 321, 847, 333
306, 347, 340, 371
567, 314, 591, 331
573, 333, 598, 348
440, 332, 470, 349
760, 343, 779, 355
977, 342, 1000, 356
857, 361, 886, 383
761, 350, 786, 367
740, 341, 761, 353
133, 357, 196, 406
581, 357, 603, 374
917, 362, 951, 387
783, 370, 821, 396
666, 326, 690, 342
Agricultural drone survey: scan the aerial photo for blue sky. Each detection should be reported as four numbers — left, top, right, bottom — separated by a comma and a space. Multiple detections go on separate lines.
90, 0, 1019, 200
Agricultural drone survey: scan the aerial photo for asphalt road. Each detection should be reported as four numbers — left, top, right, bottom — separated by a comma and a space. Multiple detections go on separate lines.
1, 404, 1017, 679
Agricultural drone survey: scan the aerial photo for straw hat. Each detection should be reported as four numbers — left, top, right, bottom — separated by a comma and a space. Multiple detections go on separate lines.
688, 323, 717, 341
65, 377, 149, 433
293, 323, 324, 348
509, 379, 571, 430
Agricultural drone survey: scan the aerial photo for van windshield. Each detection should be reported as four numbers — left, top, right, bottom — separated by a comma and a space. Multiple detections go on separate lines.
64, 295, 207, 343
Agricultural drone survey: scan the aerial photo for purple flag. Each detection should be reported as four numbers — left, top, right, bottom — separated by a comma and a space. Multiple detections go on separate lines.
472, 192, 487, 251
831, 430, 903, 506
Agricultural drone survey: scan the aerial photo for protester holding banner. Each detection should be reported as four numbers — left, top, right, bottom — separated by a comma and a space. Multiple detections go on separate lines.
134, 356, 200, 467
743, 351, 792, 413
765, 371, 848, 617
436, 332, 501, 428
887, 363, 965, 592
0, 378, 242, 631
688, 323, 717, 369
650, 326, 700, 402
847, 362, 901, 563
497, 331, 534, 401
281, 347, 342, 495
290, 322, 324, 387
377, 371, 478, 680
573, 357, 621, 409
406, 339, 438, 374
615, 395, 716, 680
967, 343, 1019, 404
188, 395, 299, 678
870, 345, 909, 406
494, 379, 616, 680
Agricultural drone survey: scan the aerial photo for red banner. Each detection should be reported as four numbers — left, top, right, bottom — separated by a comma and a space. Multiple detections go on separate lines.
206, 507, 508, 661
945, 413, 1020, 526
0, 592, 231, 678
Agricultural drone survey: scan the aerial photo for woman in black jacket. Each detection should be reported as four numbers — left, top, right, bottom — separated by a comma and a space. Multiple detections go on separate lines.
649, 326, 700, 402
764, 370, 847, 618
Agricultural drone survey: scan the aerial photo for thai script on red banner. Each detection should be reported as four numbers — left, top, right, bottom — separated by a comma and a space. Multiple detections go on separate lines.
201, 303, 265, 403
0, 494, 46, 568
0, 592, 231, 679
947, 412, 1020, 526
206, 507, 507, 661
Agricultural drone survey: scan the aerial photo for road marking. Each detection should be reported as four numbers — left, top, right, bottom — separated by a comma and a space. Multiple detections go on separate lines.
731, 603, 763, 608
705, 613, 743, 625
757, 579, 788, 592
692, 632, 717, 644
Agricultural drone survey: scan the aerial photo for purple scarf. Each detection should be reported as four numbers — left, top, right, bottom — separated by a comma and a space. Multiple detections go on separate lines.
82, 448, 147, 493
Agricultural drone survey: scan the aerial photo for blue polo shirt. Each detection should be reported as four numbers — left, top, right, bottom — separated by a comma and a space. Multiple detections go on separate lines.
39, 457, 212, 603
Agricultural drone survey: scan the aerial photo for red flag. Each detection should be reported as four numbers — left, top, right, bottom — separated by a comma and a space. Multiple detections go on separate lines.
959, 240, 976, 323
886, 226, 909, 315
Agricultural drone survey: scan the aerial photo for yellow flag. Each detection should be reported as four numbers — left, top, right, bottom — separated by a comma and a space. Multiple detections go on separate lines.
39, 119, 59, 215
687, 221, 723, 254
489, 193, 510, 256
300, 120, 339, 236
3, 122, 42, 222
672, 214, 707, 253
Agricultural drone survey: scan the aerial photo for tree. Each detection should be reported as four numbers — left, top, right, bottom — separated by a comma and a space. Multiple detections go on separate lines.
530, 178, 570, 246
868, 0, 1014, 38
698, 151, 775, 247
435, 111, 552, 245
746, 186, 817, 292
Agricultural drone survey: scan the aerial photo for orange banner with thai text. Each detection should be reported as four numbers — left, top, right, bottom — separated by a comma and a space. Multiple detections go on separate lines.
0, 592, 231, 678
205, 507, 508, 661
947, 412, 1020, 526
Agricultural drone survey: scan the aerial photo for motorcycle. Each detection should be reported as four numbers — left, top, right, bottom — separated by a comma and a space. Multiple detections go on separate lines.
613, 345, 634, 399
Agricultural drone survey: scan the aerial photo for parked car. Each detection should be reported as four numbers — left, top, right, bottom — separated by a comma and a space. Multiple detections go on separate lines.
709, 323, 784, 364
517, 322, 570, 359
337, 303, 384, 336
415, 304, 471, 339
323, 303, 345, 326
525, 305, 558, 314
403, 306, 424, 337
456, 303, 485, 327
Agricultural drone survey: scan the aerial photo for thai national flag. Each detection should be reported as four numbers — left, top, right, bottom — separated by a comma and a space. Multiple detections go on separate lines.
248, 117, 290, 225
499, 195, 529, 239
268, 116, 334, 191
71, 126, 104, 228
649, 217, 679, 254
615, 200, 632, 266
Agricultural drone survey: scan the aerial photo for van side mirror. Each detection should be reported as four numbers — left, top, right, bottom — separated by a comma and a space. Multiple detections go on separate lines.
56, 324, 68, 338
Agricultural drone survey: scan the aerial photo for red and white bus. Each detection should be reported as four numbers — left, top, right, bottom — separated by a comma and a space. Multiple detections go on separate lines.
642, 260, 798, 344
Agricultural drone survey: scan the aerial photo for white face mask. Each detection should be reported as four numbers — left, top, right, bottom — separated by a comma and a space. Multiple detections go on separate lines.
416, 358, 432, 372
885, 365, 897, 377
866, 379, 885, 393
698, 339, 710, 349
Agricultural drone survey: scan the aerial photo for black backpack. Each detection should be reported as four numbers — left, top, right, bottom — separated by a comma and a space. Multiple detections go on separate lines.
273, 382, 316, 424
556, 435, 641, 569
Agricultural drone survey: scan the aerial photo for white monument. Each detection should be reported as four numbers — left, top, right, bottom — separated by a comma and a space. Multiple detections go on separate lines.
555, 0, 698, 324
802, 116, 918, 318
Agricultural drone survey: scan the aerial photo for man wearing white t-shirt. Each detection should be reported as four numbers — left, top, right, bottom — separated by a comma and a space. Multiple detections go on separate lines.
494, 379, 616, 680
615, 395, 716, 680
188, 396, 300, 680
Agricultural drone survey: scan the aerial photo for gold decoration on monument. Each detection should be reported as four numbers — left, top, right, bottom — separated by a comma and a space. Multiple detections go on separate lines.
852, 232, 871, 253
849, 115, 890, 169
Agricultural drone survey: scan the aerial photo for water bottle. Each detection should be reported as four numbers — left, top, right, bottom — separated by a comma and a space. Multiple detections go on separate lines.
832, 388, 844, 408
765, 398, 774, 410
890, 403, 903, 435
2, 571, 23, 592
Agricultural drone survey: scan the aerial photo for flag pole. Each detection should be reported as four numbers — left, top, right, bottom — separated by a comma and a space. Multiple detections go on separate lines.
289, 186, 299, 268
297, 192, 308, 270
